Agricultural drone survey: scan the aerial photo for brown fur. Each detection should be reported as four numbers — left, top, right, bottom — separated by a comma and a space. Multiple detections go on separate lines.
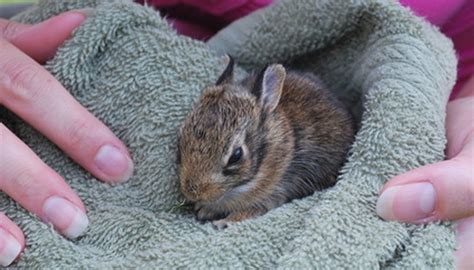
177, 60, 354, 228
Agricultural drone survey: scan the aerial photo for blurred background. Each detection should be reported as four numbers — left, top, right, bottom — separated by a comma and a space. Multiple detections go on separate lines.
0, 0, 37, 18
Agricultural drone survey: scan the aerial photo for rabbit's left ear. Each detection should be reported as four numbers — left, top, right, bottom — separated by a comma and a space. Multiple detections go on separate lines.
216, 55, 234, 85
252, 64, 286, 113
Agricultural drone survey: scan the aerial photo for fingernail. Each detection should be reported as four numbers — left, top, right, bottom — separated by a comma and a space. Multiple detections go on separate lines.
69, 8, 96, 18
94, 144, 134, 182
42, 196, 89, 239
0, 228, 22, 266
376, 182, 436, 222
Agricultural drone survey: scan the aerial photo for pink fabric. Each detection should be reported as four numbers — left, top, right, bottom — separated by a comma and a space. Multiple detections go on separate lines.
400, 0, 474, 99
139, 0, 273, 39
399, 0, 465, 26
139, 0, 473, 99
143, 0, 266, 15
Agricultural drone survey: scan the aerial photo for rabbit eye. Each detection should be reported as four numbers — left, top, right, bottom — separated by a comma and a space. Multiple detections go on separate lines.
227, 147, 243, 166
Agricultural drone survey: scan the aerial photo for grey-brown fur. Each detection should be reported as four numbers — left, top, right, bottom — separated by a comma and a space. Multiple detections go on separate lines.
177, 59, 354, 228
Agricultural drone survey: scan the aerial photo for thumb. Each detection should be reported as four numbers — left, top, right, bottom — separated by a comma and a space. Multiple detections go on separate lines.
376, 158, 474, 223
454, 216, 474, 269
0, 10, 91, 63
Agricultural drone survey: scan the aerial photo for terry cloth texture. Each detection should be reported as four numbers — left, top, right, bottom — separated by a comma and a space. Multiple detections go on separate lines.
1, 0, 457, 268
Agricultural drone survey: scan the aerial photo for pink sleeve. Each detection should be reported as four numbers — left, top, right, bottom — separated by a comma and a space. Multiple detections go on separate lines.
180, 0, 272, 19
140, 0, 273, 39
399, 0, 465, 26
400, 0, 474, 99
141, 0, 474, 99
142, 0, 273, 21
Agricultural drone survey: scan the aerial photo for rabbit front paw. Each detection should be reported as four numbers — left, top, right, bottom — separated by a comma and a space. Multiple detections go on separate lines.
195, 204, 226, 223
211, 208, 266, 230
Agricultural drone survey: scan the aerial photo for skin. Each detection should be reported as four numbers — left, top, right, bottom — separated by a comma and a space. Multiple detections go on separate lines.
378, 76, 474, 269
0, 12, 133, 265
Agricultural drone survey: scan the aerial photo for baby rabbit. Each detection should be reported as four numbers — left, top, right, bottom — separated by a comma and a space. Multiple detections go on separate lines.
177, 57, 354, 229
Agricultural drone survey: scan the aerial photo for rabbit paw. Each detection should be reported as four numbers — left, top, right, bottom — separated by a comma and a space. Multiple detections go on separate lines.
211, 208, 266, 230
195, 204, 226, 223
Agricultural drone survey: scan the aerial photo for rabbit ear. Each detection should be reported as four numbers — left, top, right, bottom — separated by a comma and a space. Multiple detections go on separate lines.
216, 55, 234, 85
252, 64, 286, 113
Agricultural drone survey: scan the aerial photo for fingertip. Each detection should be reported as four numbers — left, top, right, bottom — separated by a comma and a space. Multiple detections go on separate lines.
92, 144, 134, 183
0, 213, 25, 249
376, 186, 396, 220
42, 196, 89, 239
378, 158, 474, 223
377, 165, 439, 222
376, 182, 437, 222
0, 215, 25, 267
0, 227, 22, 267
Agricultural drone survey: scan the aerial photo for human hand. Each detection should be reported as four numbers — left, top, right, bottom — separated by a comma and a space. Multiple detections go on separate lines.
0, 11, 134, 266
376, 76, 474, 269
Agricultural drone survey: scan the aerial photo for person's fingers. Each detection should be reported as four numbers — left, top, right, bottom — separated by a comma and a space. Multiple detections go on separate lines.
0, 40, 134, 183
0, 10, 89, 63
456, 75, 474, 99
0, 212, 24, 267
376, 157, 473, 222
455, 216, 474, 270
0, 124, 89, 239
445, 95, 474, 159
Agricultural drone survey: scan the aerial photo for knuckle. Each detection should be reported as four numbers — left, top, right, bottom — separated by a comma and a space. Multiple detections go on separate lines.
11, 169, 38, 200
66, 118, 93, 149
0, 60, 44, 104
0, 20, 21, 40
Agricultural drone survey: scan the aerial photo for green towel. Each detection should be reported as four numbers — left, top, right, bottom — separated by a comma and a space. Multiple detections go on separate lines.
1, 0, 457, 268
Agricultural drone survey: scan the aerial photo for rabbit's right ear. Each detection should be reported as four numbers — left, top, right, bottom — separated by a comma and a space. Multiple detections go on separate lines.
216, 55, 234, 85
251, 64, 286, 113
